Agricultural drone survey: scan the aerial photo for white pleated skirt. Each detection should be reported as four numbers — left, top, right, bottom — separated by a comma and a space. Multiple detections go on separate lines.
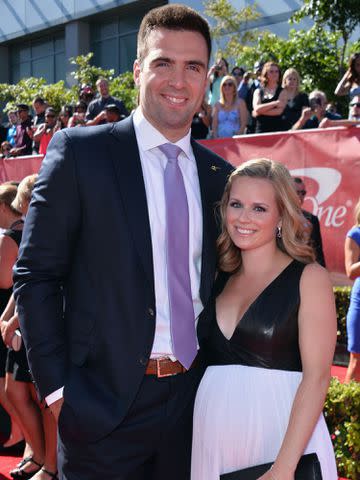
191, 365, 337, 480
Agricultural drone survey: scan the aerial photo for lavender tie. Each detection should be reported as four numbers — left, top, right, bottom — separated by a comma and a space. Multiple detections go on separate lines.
159, 143, 197, 369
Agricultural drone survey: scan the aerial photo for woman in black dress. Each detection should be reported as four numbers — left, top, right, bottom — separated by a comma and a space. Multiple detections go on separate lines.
281, 68, 309, 130
252, 62, 287, 133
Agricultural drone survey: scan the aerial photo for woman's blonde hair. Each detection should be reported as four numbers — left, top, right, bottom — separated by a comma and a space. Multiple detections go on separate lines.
11, 174, 38, 214
0, 183, 21, 215
354, 198, 360, 226
217, 158, 315, 273
219, 75, 238, 106
282, 67, 300, 92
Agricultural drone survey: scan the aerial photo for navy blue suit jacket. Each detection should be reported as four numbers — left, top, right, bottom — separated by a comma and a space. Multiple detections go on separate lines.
13, 116, 233, 441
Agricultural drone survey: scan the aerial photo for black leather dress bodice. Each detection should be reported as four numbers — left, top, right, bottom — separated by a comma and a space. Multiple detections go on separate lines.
199, 260, 306, 372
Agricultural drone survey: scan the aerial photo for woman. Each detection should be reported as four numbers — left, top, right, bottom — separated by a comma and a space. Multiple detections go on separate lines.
253, 61, 287, 133
344, 198, 360, 383
67, 101, 87, 128
1, 141, 13, 158
191, 98, 212, 140
191, 159, 337, 479
207, 57, 229, 107
335, 52, 360, 117
212, 76, 247, 138
281, 68, 309, 130
0, 176, 53, 480
0, 184, 25, 452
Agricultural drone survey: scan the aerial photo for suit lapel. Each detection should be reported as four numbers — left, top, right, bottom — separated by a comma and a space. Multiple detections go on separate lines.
109, 117, 154, 293
192, 140, 218, 305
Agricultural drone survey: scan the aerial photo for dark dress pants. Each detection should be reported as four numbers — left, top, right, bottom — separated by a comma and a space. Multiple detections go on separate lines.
58, 363, 205, 480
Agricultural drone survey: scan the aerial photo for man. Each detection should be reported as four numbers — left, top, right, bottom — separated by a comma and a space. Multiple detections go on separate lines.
292, 90, 341, 130
14, 5, 233, 480
85, 77, 128, 125
293, 177, 326, 267
319, 95, 360, 128
32, 97, 48, 153
33, 107, 58, 155
10, 104, 32, 156
104, 104, 125, 123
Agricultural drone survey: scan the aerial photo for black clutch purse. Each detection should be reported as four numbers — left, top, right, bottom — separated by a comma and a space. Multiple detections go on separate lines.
220, 453, 322, 480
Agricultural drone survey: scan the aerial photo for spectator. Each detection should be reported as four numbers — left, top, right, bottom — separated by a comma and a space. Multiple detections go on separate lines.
212, 75, 247, 138
32, 97, 47, 154
231, 66, 244, 87
207, 57, 229, 107
335, 52, 360, 117
319, 95, 360, 129
33, 107, 58, 155
325, 102, 338, 116
0, 114, 7, 144
191, 98, 212, 140
344, 197, 360, 382
244, 60, 263, 133
292, 90, 341, 130
104, 104, 125, 123
237, 71, 252, 101
58, 105, 73, 129
68, 101, 87, 128
1, 141, 12, 159
5, 111, 18, 147
252, 61, 287, 133
79, 84, 95, 106
281, 68, 309, 130
293, 177, 326, 267
86, 78, 128, 125
10, 105, 32, 157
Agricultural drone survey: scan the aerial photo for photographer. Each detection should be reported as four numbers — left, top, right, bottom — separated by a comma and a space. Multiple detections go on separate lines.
33, 107, 58, 155
292, 90, 341, 130
206, 57, 228, 107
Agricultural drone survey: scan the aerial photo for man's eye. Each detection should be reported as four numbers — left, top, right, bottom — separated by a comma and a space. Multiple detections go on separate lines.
188, 64, 201, 72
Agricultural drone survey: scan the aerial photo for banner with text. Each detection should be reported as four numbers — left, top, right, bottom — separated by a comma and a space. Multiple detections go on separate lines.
1, 128, 359, 283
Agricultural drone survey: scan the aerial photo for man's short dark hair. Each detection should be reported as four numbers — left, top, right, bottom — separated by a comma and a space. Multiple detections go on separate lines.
33, 97, 46, 105
137, 4, 211, 65
104, 104, 121, 115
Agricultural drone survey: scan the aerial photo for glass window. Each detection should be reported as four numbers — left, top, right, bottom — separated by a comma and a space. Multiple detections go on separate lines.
32, 40, 53, 59
119, 33, 137, 73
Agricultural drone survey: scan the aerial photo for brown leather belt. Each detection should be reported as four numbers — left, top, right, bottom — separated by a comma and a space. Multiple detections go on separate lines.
145, 357, 196, 378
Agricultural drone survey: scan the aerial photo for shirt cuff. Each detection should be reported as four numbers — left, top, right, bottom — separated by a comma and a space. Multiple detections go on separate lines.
46, 387, 64, 406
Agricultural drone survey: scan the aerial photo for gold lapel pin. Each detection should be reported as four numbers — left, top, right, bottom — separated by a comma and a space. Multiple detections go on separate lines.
211, 165, 220, 171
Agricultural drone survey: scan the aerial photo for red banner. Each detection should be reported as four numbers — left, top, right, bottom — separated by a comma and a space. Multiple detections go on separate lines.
1, 128, 359, 284
201, 127, 360, 285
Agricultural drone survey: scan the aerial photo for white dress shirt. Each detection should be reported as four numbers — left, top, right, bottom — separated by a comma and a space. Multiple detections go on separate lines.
46, 107, 203, 405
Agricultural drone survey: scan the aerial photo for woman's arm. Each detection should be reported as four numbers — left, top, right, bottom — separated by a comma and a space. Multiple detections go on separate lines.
252, 89, 286, 117
237, 99, 248, 135
212, 104, 219, 138
344, 236, 360, 280
0, 235, 19, 289
33, 123, 46, 142
334, 70, 352, 96
260, 263, 337, 480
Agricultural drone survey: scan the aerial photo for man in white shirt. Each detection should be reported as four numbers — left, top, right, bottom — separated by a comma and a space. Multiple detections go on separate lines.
14, 4, 233, 480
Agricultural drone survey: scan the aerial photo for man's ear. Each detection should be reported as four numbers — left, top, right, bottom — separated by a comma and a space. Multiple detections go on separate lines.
133, 59, 141, 87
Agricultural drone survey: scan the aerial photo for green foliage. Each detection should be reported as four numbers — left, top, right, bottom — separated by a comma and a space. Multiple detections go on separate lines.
0, 53, 137, 114
334, 286, 351, 345
69, 52, 114, 87
324, 378, 360, 479
110, 72, 138, 113
203, 0, 261, 64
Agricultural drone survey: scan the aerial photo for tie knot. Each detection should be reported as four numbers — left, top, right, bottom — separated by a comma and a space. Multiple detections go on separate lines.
159, 143, 182, 161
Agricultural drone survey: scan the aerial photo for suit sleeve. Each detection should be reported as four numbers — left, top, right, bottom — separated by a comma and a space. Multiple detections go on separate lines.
13, 130, 81, 399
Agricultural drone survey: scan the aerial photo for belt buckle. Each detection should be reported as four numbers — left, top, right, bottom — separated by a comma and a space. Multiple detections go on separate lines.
156, 358, 176, 378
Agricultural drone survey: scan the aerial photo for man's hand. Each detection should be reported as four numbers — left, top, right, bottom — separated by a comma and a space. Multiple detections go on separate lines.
49, 397, 64, 422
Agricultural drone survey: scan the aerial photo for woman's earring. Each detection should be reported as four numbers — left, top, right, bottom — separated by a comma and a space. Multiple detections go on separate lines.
276, 225, 282, 238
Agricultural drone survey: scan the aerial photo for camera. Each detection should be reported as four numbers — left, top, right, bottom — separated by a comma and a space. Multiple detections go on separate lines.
214, 65, 222, 71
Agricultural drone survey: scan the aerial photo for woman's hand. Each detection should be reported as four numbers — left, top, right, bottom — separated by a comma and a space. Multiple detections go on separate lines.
1, 314, 19, 347
257, 467, 294, 480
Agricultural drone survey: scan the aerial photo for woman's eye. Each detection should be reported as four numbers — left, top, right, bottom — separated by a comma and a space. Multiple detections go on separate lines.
254, 206, 266, 212
229, 201, 242, 208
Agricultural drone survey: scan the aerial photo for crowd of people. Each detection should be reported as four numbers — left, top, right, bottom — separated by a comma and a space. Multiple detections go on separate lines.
0, 4, 358, 480
1, 53, 359, 156
0, 78, 129, 159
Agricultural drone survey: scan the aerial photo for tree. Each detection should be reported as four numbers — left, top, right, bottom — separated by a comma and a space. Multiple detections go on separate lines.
203, 0, 260, 64
292, 0, 360, 69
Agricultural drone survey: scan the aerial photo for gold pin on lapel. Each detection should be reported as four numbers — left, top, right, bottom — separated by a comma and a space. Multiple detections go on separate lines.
211, 165, 220, 171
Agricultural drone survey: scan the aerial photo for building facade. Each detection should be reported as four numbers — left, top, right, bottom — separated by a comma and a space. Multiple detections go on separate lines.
0, 0, 309, 85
